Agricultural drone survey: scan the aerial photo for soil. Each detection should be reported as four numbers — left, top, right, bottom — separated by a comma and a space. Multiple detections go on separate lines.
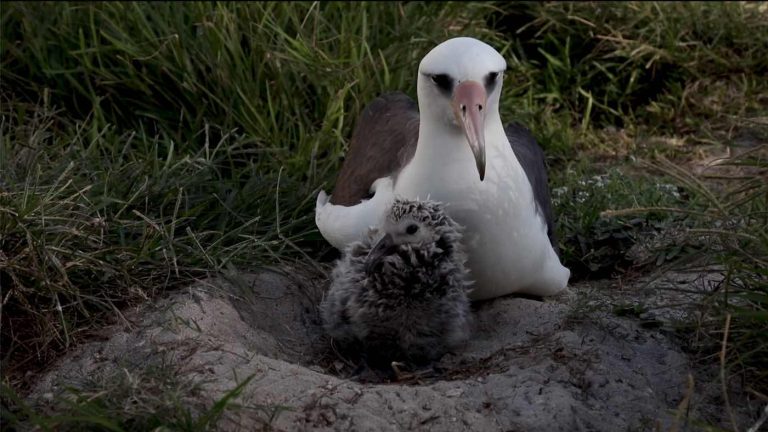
25, 267, 763, 431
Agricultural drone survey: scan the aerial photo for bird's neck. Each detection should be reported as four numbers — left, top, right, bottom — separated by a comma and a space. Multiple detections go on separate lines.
412, 112, 505, 167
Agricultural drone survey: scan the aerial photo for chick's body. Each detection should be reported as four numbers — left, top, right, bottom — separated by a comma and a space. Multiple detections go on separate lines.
321, 199, 473, 365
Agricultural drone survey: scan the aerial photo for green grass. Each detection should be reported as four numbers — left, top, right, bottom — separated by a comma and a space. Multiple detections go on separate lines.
494, 1, 768, 154
1, 1, 767, 429
1, 364, 264, 431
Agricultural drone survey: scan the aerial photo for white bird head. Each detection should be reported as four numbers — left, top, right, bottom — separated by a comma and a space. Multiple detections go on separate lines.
416, 37, 507, 181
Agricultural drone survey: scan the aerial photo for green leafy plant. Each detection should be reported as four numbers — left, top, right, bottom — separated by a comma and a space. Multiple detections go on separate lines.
552, 165, 695, 278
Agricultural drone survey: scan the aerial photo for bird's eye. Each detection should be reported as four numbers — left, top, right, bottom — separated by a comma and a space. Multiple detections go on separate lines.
406, 224, 419, 235
485, 71, 499, 88
430, 74, 453, 92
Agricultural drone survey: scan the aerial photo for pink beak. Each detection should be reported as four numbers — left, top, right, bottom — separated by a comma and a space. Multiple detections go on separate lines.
451, 81, 487, 181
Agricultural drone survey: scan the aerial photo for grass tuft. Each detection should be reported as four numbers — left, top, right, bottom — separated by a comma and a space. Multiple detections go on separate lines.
656, 148, 767, 393
601, 145, 767, 393
494, 1, 768, 153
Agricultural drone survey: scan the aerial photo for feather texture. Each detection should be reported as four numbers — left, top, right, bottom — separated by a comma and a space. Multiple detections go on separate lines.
321, 199, 473, 364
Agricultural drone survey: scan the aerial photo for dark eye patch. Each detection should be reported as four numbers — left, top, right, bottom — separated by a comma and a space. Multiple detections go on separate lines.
430, 74, 453, 93
485, 71, 500, 91
406, 224, 419, 235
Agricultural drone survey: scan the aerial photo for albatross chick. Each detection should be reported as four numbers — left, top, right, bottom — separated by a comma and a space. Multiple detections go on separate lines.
321, 198, 472, 368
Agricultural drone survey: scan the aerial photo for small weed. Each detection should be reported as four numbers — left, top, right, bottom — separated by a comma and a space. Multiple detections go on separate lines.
552, 164, 696, 279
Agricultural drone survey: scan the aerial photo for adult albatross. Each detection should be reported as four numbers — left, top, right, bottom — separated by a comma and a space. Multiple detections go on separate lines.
316, 37, 570, 300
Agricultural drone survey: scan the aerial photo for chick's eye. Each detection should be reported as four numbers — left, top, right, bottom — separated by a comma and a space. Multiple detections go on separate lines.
430, 74, 453, 92
406, 224, 419, 235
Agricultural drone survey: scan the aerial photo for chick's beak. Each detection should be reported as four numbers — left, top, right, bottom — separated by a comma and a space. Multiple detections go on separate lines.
365, 233, 396, 274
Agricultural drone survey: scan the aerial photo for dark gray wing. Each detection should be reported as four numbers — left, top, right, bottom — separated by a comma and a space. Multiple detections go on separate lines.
329, 92, 419, 206
505, 122, 560, 256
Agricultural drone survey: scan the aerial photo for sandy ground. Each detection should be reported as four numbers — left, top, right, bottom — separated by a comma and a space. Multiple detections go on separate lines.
27, 268, 761, 431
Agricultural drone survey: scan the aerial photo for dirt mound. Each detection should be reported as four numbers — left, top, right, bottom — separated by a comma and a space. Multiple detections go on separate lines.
25, 269, 756, 431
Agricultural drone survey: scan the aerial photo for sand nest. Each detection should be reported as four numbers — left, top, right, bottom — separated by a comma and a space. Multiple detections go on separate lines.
27, 268, 758, 431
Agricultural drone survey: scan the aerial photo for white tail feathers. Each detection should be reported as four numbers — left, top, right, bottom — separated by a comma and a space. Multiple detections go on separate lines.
315, 177, 395, 250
